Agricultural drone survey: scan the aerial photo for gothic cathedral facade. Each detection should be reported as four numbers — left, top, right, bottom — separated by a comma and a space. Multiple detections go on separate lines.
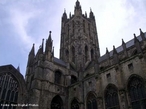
1, 0, 146, 109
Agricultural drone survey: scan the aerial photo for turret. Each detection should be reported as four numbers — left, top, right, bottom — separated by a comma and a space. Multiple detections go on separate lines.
134, 33, 142, 53
62, 9, 67, 22
106, 47, 110, 58
74, 0, 82, 16
27, 44, 35, 67
140, 28, 145, 41
122, 39, 128, 57
45, 31, 53, 61
113, 45, 119, 64
89, 8, 95, 20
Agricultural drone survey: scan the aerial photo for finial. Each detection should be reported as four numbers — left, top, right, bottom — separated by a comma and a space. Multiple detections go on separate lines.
49, 31, 51, 34
64, 8, 66, 13
85, 11, 87, 17
113, 45, 117, 54
106, 47, 109, 54
122, 39, 125, 44
134, 33, 136, 38
70, 12, 71, 18
139, 28, 144, 34
90, 7, 92, 12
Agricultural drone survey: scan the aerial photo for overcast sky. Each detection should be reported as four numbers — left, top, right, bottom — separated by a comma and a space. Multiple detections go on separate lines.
0, 0, 146, 77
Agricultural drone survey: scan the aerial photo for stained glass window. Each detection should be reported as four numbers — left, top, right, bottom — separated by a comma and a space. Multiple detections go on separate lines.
128, 76, 146, 109
71, 98, 79, 109
0, 73, 19, 109
105, 85, 120, 109
87, 93, 98, 109
51, 95, 63, 109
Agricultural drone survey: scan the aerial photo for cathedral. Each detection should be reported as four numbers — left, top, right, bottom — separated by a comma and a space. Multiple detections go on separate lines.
1, 0, 146, 109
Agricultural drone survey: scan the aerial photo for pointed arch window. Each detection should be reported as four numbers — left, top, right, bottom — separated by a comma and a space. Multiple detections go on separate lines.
51, 95, 63, 109
85, 46, 88, 62
71, 98, 79, 109
0, 73, 19, 108
87, 93, 98, 109
104, 85, 120, 109
72, 46, 75, 63
55, 71, 62, 84
128, 76, 146, 109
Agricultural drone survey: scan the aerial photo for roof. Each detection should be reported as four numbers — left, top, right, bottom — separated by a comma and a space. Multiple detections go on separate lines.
98, 32, 146, 63
54, 57, 67, 67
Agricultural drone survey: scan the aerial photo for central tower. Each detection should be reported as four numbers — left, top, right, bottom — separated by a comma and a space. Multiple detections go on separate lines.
60, 0, 100, 71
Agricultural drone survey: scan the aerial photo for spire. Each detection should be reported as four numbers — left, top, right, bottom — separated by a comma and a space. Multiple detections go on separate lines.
62, 9, 67, 21
140, 28, 145, 40
69, 12, 71, 18
45, 31, 53, 53
113, 45, 117, 54
75, 0, 80, 8
29, 44, 35, 56
122, 39, 125, 45
17, 65, 20, 72
27, 44, 35, 67
122, 39, 126, 50
134, 33, 139, 43
89, 8, 95, 20
41, 39, 44, 53
106, 47, 109, 54
85, 11, 87, 17
48, 31, 52, 45
74, 0, 82, 15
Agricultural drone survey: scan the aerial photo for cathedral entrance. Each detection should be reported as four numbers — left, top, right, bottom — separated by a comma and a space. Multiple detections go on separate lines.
51, 95, 63, 109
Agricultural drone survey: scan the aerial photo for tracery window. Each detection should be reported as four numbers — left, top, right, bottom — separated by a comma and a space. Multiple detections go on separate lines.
87, 93, 98, 109
51, 95, 63, 109
71, 98, 79, 109
128, 76, 146, 109
55, 71, 62, 84
0, 73, 19, 109
105, 85, 120, 109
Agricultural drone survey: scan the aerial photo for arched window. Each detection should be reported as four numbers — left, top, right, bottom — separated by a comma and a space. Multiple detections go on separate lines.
72, 46, 75, 63
71, 75, 77, 84
104, 85, 120, 109
87, 92, 98, 109
128, 76, 146, 109
71, 98, 79, 109
0, 73, 19, 109
91, 49, 94, 60
85, 46, 88, 62
51, 95, 63, 109
55, 71, 62, 84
